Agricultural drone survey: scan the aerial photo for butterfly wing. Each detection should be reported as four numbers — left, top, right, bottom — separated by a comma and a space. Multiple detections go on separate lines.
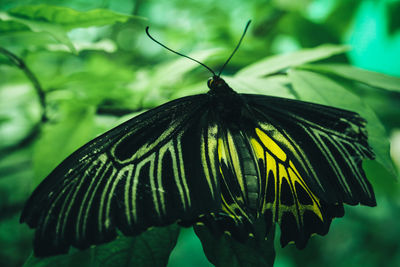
248, 94, 375, 247
246, 94, 375, 202
20, 94, 221, 256
207, 93, 375, 248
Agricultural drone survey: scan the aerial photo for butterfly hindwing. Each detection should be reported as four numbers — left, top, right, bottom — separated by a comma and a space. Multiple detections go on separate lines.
20, 95, 221, 256
248, 124, 343, 247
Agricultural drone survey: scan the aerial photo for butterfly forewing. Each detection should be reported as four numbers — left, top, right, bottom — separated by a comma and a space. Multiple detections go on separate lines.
20, 95, 222, 256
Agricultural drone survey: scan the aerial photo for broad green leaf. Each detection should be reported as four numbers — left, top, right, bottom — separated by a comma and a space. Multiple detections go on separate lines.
8, 5, 133, 30
194, 224, 275, 267
0, 10, 72, 53
169, 81, 208, 99
32, 102, 96, 186
298, 64, 400, 92
23, 225, 180, 267
169, 74, 294, 100
224, 75, 295, 98
0, 5, 135, 52
288, 69, 398, 179
236, 44, 349, 78
0, 19, 29, 32
168, 228, 213, 267
363, 160, 399, 197
92, 225, 180, 267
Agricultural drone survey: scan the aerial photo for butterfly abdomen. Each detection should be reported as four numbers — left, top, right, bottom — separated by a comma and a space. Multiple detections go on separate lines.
230, 131, 260, 213
217, 126, 262, 223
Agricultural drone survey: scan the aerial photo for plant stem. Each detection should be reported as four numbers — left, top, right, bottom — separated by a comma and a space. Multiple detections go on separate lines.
0, 47, 47, 122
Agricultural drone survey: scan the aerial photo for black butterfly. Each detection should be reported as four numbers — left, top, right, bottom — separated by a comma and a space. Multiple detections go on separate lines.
20, 21, 376, 257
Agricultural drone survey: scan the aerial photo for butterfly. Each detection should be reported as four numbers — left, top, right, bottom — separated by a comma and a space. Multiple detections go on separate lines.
20, 21, 376, 257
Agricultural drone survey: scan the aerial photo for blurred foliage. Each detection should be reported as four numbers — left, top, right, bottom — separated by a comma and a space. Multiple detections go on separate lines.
1, 0, 400, 267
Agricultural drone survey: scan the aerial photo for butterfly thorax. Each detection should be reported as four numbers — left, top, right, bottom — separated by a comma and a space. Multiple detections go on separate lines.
207, 76, 251, 123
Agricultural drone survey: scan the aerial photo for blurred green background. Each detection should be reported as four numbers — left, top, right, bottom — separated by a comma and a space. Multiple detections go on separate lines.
1, 0, 400, 266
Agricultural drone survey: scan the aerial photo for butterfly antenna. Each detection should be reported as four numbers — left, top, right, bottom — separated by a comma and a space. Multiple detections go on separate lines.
146, 27, 216, 76
217, 20, 251, 77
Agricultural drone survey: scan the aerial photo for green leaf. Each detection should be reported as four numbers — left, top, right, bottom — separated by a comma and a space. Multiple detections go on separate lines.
168, 228, 213, 266
0, 4, 135, 52
0, 19, 29, 32
194, 224, 275, 267
363, 160, 399, 197
8, 5, 134, 30
224, 75, 295, 98
298, 63, 400, 92
23, 225, 180, 267
288, 69, 398, 180
93, 225, 180, 267
236, 44, 349, 78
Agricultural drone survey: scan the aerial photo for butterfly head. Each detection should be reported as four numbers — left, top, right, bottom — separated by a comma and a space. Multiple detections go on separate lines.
207, 76, 229, 91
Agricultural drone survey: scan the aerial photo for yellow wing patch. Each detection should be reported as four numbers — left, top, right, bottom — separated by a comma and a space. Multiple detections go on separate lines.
251, 128, 324, 227
255, 128, 287, 162
287, 162, 323, 221
250, 138, 264, 160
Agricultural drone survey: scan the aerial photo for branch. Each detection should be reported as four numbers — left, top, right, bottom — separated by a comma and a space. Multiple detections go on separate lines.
0, 47, 48, 122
